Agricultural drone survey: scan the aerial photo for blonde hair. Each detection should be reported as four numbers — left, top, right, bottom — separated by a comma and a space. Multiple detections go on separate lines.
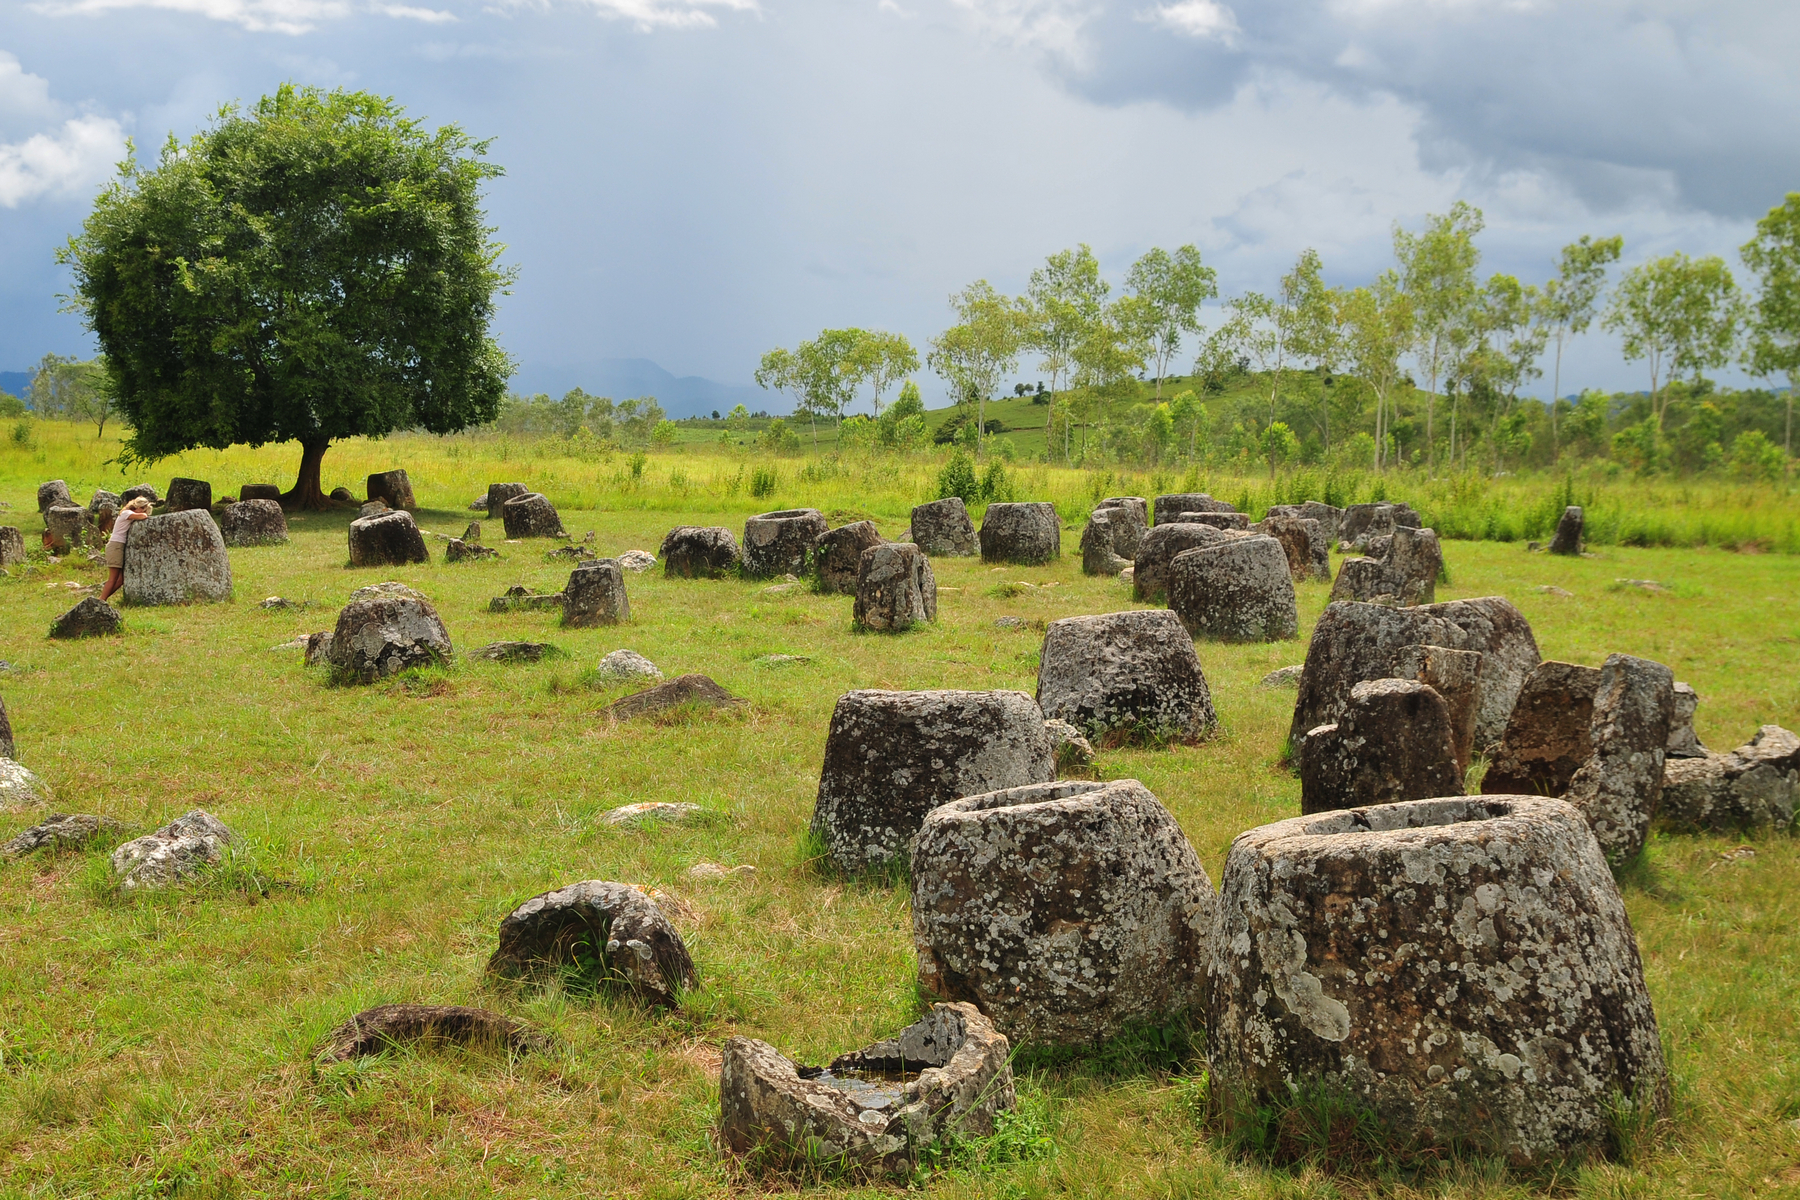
124, 496, 153, 514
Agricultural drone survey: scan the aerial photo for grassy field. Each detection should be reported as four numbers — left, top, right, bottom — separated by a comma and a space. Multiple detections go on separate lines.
0, 427, 1798, 1199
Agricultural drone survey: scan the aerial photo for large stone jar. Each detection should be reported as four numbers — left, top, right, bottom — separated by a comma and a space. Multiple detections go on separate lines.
742, 508, 828, 577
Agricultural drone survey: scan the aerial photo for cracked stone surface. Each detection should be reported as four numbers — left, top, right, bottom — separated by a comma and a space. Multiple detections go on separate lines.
123, 510, 234, 604
910, 497, 978, 556
110, 810, 235, 892
348, 510, 429, 568
810, 689, 1053, 874
913, 779, 1218, 1045
743, 509, 828, 578
1131, 522, 1235, 604
853, 543, 937, 631
720, 1002, 1014, 1178
1564, 653, 1674, 866
1482, 661, 1602, 797
1168, 535, 1298, 642
1206, 795, 1668, 1166
487, 879, 697, 1005
327, 584, 453, 682
815, 521, 886, 594
1657, 725, 1798, 833
1036, 609, 1217, 743
0, 758, 52, 811
978, 502, 1061, 565
1300, 679, 1463, 814
3, 812, 121, 856
1330, 525, 1442, 608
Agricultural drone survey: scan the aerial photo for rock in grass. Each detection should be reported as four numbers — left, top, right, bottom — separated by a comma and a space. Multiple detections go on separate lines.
659, 526, 743, 578
488, 585, 565, 613
719, 1002, 1014, 1179
1549, 505, 1584, 555
814, 521, 885, 595
1563, 653, 1674, 866
120, 483, 159, 506
349, 510, 429, 568
810, 689, 1054, 875
742, 508, 829, 578
0, 760, 53, 811
601, 801, 706, 826
365, 469, 417, 512
1299, 678, 1463, 814
596, 649, 663, 682
43, 505, 88, 553
912, 779, 1218, 1045
977, 502, 1060, 565
562, 560, 629, 628
487, 879, 697, 1006
302, 631, 335, 667
110, 810, 235, 892
1206, 795, 1667, 1167
3, 812, 122, 856
617, 549, 655, 572
49, 597, 122, 639
0, 526, 24, 566
317, 1004, 548, 1063
1658, 725, 1799, 833
1259, 665, 1304, 689
1168, 535, 1298, 642
909, 497, 979, 557
1044, 718, 1095, 771
853, 543, 937, 632
1265, 500, 1344, 545
166, 477, 212, 512
218, 499, 289, 547
327, 583, 453, 682
444, 537, 498, 563
1036, 609, 1217, 744
606, 674, 743, 721
329, 486, 355, 503
502, 492, 567, 539
474, 641, 558, 663
1481, 661, 1602, 797
37, 480, 75, 514
688, 862, 756, 881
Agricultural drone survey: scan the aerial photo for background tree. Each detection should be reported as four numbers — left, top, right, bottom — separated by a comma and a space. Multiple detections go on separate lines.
1124, 244, 1216, 399
1279, 249, 1339, 451
1061, 298, 1146, 463
1741, 193, 1800, 478
1395, 201, 1484, 475
848, 329, 918, 418
929, 281, 1027, 462
1168, 388, 1208, 465
755, 329, 864, 453
1537, 234, 1623, 453
1024, 246, 1107, 458
1603, 253, 1744, 431
26, 353, 111, 437
60, 85, 514, 509
1336, 273, 1412, 470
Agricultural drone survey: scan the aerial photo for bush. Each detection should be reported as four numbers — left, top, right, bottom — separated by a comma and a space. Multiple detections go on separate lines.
750, 467, 777, 498
0, 392, 24, 418
938, 450, 979, 505
760, 418, 801, 456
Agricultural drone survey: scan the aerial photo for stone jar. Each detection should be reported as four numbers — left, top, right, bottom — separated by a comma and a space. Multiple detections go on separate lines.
327, 583, 453, 682
814, 520, 885, 594
166, 477, 212, 512
1167, 535, 1298, 642
487, 879, 696, 1006
1206, 795, 1668, 1166
742, 508, 828, 577
1036, 609, 1217, 743
1299, 678, 1463, 813
122, 509, 233, 604
562, 560, 629, 628
366, 469, 417, 512
913, 778, 1219, 1045
486, 482, 529, 519
348, 510, 429, 568
1132, 522, 1232, 603
1253, 514, 1332, 582
502, 492, 567, 539
218, 499, 289, 546
853, 543, 937, 632
1152, 492, 1234, 524
909, 497, 979, 556
978, 502, 1060, 565
238, 483, 281, 503
658, 526, 743, 578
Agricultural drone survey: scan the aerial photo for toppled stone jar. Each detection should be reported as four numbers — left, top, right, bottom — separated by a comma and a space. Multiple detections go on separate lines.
719, 1002, 1014, 1178
487, 879, 697, 1006
1206, 795, 1668, 1167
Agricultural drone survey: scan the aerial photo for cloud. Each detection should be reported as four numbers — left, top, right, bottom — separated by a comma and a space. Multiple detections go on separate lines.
0, 114, 126, 207
33, 0, 352, 35
376, 3, 458, 19
1143, 0, 1236, 43
566, 0, 759, 31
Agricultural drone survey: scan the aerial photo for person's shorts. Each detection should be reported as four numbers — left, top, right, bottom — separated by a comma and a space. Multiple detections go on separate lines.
105, 542, 126, 569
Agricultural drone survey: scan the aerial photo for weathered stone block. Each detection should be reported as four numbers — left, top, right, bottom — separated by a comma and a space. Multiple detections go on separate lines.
0, 758, 52, 810
1169, 510, 1252, 531
1152, 492, 1234, 524
1206, 795, 1668, 1166
1397, 643, 1484, 771
120, 484, 159, 506
166, 477, 212, 512
43, 505, 87, 553
810, 689, 1053, 874
486, 482, 529, 519
50, 597, 122, 638
1564, 653, 1674, 866
502, 492, 566, 539
218, 499, 289, 546
1657, 725, 1798, 833
1482, 661, 1602, 797
1330, 525, 1441, 607
978, 502, 1060, 565
37, 480, 74, 514
1167, 535, 1298, 642
741, 508, 827, 577
111, 809, 235, 892
1549, 505, 1584, 556
327, 582, 453, 682
913, 779, 1218, 1044
3, 812, 122, 856
122, 510, 233, 604
1093, 496, 1148, 557
562, 560, 629, 628
814, 520, 884, 594
366, 469, 416, 512
0, 526, 24, 566
1299, 679, 1463, 813
910, 497, 979, 556
853, 543, 937, 631
317, 1004, 546, 1062
348, 510, 429, 568
1254, 514, 1332, 582
1080, 510, 1131, 576
238, 483, 281, 503
1132, 522, 1234, 603
659, 526, 743, 578
1036, 609, 1216, 743
487, 879, 696, 1006
1667, 682, 1705, 757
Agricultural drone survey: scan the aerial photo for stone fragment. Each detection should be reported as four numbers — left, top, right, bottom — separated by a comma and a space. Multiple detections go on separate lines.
329, 486, 355, 503
1254, 514, 1332, 582
326, 583, 453, 682
444, 537, 498, 563
217, 499, 289, 547
1044, 718, 1095, 770
754, 653, 811, 667
913, 779, 1218, 1044
601, 801, 706, 826
166, 477, 212, 512
561, 560, 629, 628
1036, 609, 1217, 743
1549, 505, 1584, 556
37, 480, 74, 514
1564, 653, 1674, 865
1259, 665, 1304, 689
461, 521, 482, 543
910, 497, 980, 556
502, 492, 566, 539
1330, 525, 1442, 607
1266, 501, 1344, 544
1152, 492, 1234, 524
978, 502, 1060, 565
814, 520, 885, 594
810, 689, 1054, 874
606, 674, 744, 721
238, 483, 281, 503
348, 510, 429, 568
1396, 644, 1484, 771
487, 879, 697, 1005
358, 500, 390, 519
1095, 496, 1148, 554
317, 1005, 546, 1063
720, 1003, 1013, 1178
486, 482, 529, 519
1290, 598, 1541, 755
0, 696, 10, 760
1168, 535, 1298, 642
0, 526, 23, 566
853, 543, 938, 632
110, 809, 235, 892
1131, 521, 1234, 603
659, 526, 744, 578
87, 489, 121, 520
1206, 795, 1668, 1167
1482, 661, 1602, 796
474, 641, 558, 663
742, 508, 828, 577
302, 631, 335, 667
3, 812, 122, 856
617, 549, 655, 572
1657, 725, 1799, 833
44, 505, 88, 552
487, 585, 565, 613
1080, 509, 1131, 576
0, 759, 53, 810
1667, 682, 1705, 757
366, 469, 417, 512
49, 597, 123, 639
120, 484, 159, 506
688, 862, 756, 880
1170, 510, 1252, 531
1336, 501, 1422, 550
1299, 679, 1463, 814
597, 648, 663, 681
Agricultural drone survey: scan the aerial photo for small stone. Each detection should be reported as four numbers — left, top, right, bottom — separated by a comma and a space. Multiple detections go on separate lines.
1549, 505, 1584, 555
659, 526, 743, 578
1536, 585, 1575, 597
303, 631, 334, 667
218, 499, 289, 546
120, 483, 160, 506
316, 1004, 546, 1063
444, 537, 499, 563
110, 809, 235, 892
474, 641, 558, 663
597, 649, 663, 681
260, 596, 292, 609
1152, 492, 1235, 524
743, 508, 829, 577
487, 585, 565, 613
1614, 578, 1669, 594
462, 521, 482, 543
993, 616, 1025, 629
0, 759, 54, 811
910, 497, 979, 556
760, 581, 803, 595
814, 521, 885, 594
348, 510, 429, 568
616, 549, 656, 572
502, 492, 567, 539
1036, 609, 1217, 743
49, 597, 123, 639
978, 502, 1060, 565
270, 638, 307, 652
3, 813, 122, 856
1043, 718, 1095, 770
326, 584, 453, 682
562, 560, 629, 628
1258, 665, 1304, 689
853, 543, 937, 632
601, 801, 706, 826
366, 469, 417, 512
1564, 653, 1675, 866
487, 879, 697, 1006
753, 653, 811, 667
1299, 678, 1463, 813
166, 477, 212, 512
329, 486, 355, 503
1168, 535, 1298, 642
606, 674, 744, 721
687, 862, 756, 881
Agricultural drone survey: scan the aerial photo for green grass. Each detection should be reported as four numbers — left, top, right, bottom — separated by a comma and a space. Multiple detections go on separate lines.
0, 426, 1797, 1197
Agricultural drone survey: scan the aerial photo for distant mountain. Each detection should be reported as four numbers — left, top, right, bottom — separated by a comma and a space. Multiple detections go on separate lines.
525, 358, 767, 419
0, 371, 29, 399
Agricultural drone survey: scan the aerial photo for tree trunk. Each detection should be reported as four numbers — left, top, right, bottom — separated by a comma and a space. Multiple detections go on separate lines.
281, 438, 335, 511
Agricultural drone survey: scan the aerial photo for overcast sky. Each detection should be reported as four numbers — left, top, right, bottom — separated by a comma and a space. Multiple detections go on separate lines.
1, 0, 1794, 409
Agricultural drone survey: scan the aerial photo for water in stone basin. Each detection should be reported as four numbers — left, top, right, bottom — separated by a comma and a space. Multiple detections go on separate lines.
799, 1066, 917, 1111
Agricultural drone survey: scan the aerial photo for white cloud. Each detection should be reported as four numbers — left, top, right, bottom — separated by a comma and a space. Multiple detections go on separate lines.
1145, 0, 1237, 42
948, 0, 1094, 67
0, 114, 126, 207
569, 0, 759, 31
377, 3, 458, 18
33, 0, 352, 35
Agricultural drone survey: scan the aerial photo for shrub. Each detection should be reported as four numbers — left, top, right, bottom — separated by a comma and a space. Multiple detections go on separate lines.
750, 467, 777, 498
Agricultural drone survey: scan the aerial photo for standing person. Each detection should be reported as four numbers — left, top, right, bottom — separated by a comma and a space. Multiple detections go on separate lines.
100, 497, 152, 601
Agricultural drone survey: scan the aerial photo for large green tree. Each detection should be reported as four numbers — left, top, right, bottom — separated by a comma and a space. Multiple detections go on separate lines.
1537, 234, 1622, 452
1603, 252, 1743, 431
60, 85, 514, 509
1741, 193, 1800, 475
1395, 201, 1484, 475
928, 281, 1028, 463
1123, 244, 1216, 399
1024, 246, 1108, 457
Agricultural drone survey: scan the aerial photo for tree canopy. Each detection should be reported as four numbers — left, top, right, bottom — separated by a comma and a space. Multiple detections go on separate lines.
60, 84, 515, 507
